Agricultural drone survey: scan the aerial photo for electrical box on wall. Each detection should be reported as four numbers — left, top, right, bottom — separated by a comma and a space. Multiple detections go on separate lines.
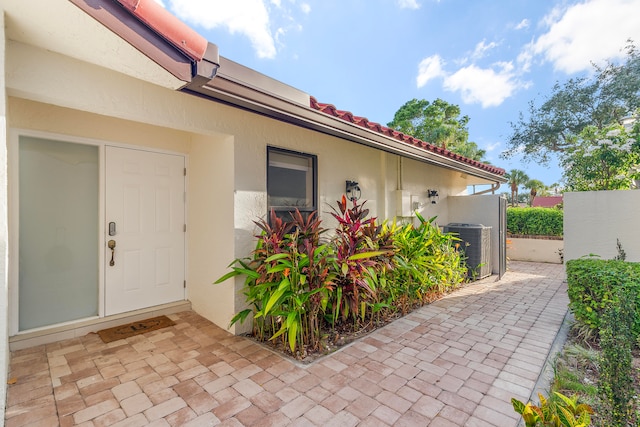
411, 195, 422, 212
395, 190, 412, 217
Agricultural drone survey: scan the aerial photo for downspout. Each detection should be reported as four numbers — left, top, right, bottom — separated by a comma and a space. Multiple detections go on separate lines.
473, 182, 501, 195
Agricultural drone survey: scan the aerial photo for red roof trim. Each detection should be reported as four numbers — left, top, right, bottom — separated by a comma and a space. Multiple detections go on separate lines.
310, 96, 505, 176
70, 0, 193, 81
532, 196, 563, 208
116, 0, 208, 61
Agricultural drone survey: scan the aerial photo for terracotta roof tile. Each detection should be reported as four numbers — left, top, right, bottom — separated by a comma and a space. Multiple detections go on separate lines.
532, 196, 563, 208
309, 96, 505, 176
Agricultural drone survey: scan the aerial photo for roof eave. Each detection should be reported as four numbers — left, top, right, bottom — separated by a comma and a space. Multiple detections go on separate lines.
70, 0, 195, 83
184, 59, 507, 184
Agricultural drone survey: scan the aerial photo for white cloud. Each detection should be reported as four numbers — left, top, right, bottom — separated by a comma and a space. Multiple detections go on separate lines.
472, 40, 499, 60
516, 46, 534, 74
485, 141, 501, 152
514, 19, 529, 30
435, 0, 640, 106
416, 53, 530, 107
167, 0, 277, 59
397, 0, 421, 10
443, 62, 526, 108
416, 55, 446, 88
274, 27, 287, 47
530, 0, 640, 74
300, 3, 311, 14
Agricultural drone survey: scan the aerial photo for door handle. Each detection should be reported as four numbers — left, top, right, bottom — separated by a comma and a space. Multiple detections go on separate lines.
108, 240, 116, 266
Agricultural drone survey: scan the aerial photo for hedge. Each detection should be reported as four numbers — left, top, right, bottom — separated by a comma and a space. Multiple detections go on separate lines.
506, 207, 563, 237
566, 258, 640, 341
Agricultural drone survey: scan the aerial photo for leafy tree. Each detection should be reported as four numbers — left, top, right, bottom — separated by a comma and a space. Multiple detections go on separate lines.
549, 183, 562, 195
502, 41, 640, 166
388, 98, 486, 161
451, 141, 488, 162
562, 124, 640, 191
524, 179, 545, 206
505, 169, 529, 206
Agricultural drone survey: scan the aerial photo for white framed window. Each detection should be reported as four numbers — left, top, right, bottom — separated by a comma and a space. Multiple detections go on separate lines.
267, 147, 317, 221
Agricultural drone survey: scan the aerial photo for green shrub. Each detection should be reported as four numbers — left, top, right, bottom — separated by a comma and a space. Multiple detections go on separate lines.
214, 209, 337, 355
566, 258, 640, 342
512, 392, 593, 426
328, 197, 394, 325
215, 198, 467, 359
381, 213, 467, 314
598, 287, 635, 425
507, 207, 563, 236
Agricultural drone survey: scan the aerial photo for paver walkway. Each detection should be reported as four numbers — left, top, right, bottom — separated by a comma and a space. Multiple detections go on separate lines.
5, 261, 569, 426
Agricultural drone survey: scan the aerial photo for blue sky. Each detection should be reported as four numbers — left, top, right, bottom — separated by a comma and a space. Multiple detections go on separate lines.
159, 0, 640, 188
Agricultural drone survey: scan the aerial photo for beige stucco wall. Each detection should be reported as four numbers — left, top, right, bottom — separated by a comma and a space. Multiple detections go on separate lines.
186, 134, 236, 327
4, 38, 497, 337
565, 190, 640, 262
6, 41, 241, 332
1, 8, 10, 419
8, 98, 191, 153
7, 97, 240, 332
229, 108, 471, 237
507, 237, 563, 264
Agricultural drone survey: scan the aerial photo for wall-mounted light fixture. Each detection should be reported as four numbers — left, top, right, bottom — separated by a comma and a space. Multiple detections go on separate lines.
346, 180, 361, 202
427, 189, 439, 204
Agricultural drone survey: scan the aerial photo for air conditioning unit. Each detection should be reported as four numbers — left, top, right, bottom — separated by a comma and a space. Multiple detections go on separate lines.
444, 223, 492, 280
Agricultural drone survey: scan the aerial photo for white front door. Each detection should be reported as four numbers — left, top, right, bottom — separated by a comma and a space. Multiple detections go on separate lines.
105, 146, 185, 316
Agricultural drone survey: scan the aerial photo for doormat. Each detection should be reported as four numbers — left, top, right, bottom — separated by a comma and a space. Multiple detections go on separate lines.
97, 315, 175, 343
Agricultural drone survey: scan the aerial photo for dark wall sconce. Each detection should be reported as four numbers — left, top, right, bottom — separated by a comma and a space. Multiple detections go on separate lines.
427, 189, 439, 204
346, 180, 361, 202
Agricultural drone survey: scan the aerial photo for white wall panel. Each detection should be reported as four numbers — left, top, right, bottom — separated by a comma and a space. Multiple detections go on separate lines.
565, 190, 640, 262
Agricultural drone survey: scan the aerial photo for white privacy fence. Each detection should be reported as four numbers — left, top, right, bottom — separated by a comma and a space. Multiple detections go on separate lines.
564, 190, 640, 262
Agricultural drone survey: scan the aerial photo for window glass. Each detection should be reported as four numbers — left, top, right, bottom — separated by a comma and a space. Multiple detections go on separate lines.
267, 148, 316, 220
19, 136, 99, 330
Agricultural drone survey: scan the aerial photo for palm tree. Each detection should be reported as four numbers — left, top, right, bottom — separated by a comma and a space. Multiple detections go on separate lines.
505, 169, 529, 207
524, 179, 545, 207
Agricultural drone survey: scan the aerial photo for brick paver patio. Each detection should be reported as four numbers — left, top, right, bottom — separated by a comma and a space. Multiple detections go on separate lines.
5, 261, 569, 426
